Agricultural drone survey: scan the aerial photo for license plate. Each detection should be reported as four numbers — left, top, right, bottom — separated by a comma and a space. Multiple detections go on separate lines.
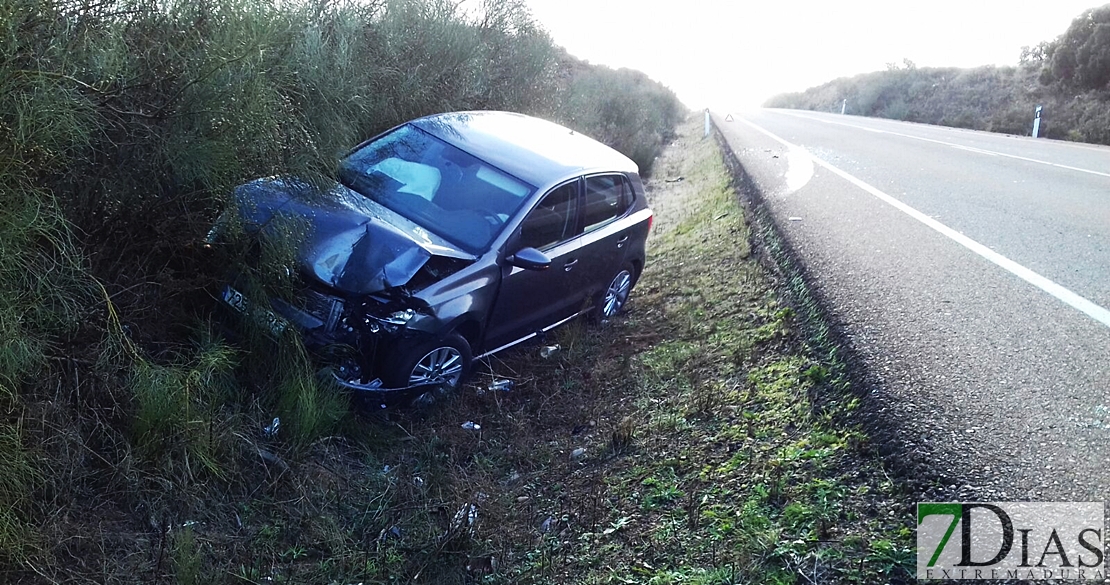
221, 285, 288, 335
222, 286, 248, 313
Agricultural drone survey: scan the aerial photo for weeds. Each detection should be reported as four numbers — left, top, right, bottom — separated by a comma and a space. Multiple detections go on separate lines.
2, 0, 687, 580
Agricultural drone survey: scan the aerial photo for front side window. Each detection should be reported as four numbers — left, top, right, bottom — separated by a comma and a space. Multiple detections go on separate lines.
339, 125, 535, 253
518, 182, 579, 251
583, 174, 633, 232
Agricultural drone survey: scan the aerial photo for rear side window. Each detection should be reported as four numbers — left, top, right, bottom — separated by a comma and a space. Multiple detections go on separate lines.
519, 182, 579, 251
583, 175, 633, 232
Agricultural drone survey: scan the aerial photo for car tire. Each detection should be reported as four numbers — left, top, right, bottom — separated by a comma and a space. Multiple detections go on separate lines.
383, 332, 472, 405
595, 262, 636, 320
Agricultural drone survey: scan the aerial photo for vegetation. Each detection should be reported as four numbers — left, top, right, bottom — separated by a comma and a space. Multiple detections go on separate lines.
1041, 4, 1110, 91
0, 0, 687, 581
765, 3, 1110, 145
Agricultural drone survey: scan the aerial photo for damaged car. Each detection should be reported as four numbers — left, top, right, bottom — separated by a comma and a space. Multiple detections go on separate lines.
216, 111, 653, 404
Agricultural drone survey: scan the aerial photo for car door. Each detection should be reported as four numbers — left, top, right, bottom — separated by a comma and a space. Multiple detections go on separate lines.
574, 173, 636, 304
483, 179, 586, 352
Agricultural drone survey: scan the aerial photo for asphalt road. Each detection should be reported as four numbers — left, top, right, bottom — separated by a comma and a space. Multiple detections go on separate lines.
715, 109, 1110, 501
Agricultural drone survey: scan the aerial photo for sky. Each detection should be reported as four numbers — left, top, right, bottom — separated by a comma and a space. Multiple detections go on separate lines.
520, 0, 1103, 110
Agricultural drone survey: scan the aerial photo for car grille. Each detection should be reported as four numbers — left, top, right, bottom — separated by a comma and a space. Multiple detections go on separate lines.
302, 289, 345, 333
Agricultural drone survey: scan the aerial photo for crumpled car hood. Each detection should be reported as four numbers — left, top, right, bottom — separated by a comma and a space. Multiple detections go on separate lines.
234, 178, 475, 295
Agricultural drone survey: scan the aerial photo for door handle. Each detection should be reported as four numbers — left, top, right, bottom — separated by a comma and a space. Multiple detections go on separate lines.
616, 235, 630, 248
563, 258, 579, 272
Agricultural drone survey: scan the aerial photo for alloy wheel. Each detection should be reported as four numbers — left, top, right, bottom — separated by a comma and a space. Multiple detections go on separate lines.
602, 269, 633, 318
409, 346, 464, 387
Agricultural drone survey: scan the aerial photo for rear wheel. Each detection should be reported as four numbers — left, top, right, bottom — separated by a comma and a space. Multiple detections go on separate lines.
596, 263, 636, 320
383, 332, 472, 405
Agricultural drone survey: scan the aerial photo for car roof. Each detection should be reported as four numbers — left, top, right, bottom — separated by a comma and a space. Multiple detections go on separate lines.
409, 111, 638, 188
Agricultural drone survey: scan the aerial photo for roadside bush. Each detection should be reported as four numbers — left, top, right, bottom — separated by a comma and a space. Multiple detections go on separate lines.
0, 0, 684, 579
554, 60, 686, 172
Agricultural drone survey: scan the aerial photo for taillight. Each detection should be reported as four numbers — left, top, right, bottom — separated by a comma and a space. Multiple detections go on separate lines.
647, 212, 654, 232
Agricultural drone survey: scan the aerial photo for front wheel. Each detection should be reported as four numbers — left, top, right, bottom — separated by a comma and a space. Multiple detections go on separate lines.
596, 263, 636, 320
383, 332, 472, 404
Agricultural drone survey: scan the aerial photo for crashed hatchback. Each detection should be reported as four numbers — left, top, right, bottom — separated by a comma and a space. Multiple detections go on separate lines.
216, 111, 652, 404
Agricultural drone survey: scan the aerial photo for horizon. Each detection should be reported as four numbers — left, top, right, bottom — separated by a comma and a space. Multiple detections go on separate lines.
521, 0, 1104, 110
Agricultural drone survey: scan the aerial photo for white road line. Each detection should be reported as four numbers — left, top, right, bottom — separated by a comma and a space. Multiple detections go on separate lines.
734, 116, 1110, 330
778, 111, 1110, 179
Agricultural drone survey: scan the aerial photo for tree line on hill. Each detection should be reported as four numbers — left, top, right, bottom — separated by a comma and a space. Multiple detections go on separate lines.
765, 4, 1110, 145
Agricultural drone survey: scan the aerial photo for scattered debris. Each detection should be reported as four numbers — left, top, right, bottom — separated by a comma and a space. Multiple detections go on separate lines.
539, 344, 560, 359
450, 503, 478, 535
262, 417, 280, 438
516, 496, 530, 503
413, 476, 424, 487
445, 493, 488, 540
487, 379, 514, 393
378, 525, 403, 541
713, 212, 729, 220
570, 447, 587, 460
788, 217, 803, 222
539, 516, 555, 533
461, 421, 481, 431
664, 176, 685, 183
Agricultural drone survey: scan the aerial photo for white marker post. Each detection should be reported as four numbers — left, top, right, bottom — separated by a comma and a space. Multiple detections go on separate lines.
1032, 105, 1043, 138
841, 99, 847, 115
704, 108, 710, 139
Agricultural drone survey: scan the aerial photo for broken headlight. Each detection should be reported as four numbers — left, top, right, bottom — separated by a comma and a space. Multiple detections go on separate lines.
362, 307, 418, 334
383, 308, 416, 326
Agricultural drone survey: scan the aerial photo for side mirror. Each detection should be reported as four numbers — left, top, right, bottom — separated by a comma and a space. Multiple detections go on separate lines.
506, 247, 551, 271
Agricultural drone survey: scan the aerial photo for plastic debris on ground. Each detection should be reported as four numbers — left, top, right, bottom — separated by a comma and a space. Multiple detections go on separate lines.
461, 421, 481, 430
262, 417, 280, 438
445, 493, 488, 539
539, 344, 560, 359
378, 525, 403, 541
487, 379, 514, 392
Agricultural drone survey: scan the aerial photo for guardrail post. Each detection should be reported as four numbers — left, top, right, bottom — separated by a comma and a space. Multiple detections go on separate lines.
704, 108, 710, 139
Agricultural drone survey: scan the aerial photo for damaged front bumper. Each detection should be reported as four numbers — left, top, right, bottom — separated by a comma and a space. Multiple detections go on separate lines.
219, 284, 441, 405
329, 373, 443, 408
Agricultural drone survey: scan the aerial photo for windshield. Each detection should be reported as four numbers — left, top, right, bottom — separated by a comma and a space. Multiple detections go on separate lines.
339, 125, 535, 253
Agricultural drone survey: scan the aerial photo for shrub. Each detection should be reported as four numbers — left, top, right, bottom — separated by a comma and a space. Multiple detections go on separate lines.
1, 0, 684, 577
553, 59, 685, 174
